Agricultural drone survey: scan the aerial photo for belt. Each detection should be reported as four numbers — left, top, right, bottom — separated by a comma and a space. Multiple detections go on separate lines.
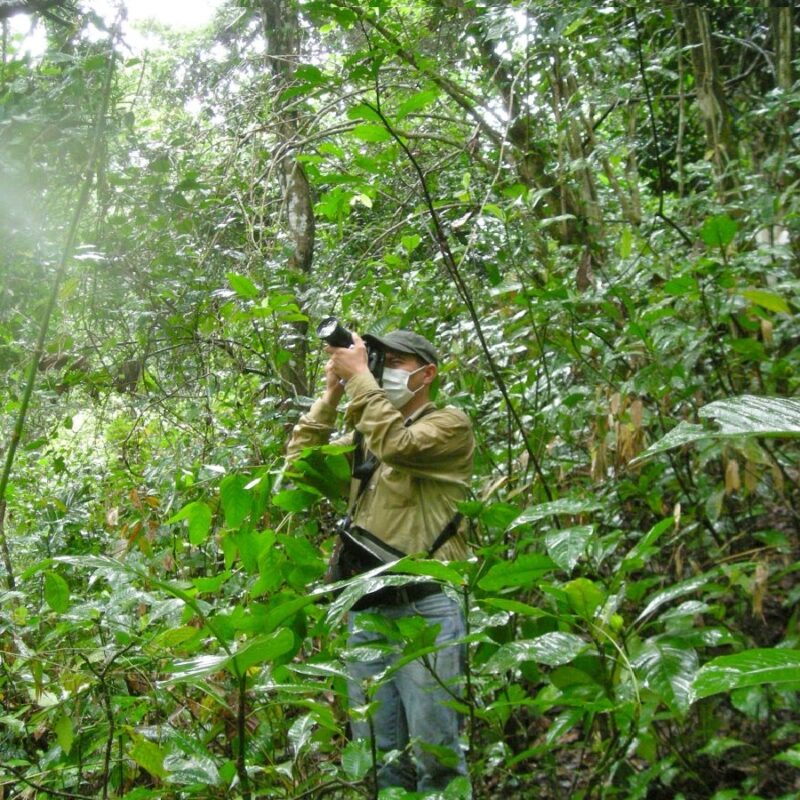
352, 581, 442, 610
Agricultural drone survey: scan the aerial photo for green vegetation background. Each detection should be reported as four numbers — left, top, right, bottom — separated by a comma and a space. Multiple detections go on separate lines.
0, 1, 798, 798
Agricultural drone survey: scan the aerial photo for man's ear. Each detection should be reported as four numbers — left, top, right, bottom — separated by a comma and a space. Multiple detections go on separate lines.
422, 364, 437, 385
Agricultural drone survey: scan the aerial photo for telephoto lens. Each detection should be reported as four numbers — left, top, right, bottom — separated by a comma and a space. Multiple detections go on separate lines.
317, 317, 354, 348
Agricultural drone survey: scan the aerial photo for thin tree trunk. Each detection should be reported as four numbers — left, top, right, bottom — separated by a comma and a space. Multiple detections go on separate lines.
681, 3, 738, 200
262, 0, 314, 399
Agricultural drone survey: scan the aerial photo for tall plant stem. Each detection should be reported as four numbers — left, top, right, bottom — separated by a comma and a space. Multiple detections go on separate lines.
0, 24, 119, 591
236, 673, 252, 800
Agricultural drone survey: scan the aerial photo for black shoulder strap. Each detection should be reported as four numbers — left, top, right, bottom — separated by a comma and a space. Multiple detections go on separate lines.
427, 512, 463, 557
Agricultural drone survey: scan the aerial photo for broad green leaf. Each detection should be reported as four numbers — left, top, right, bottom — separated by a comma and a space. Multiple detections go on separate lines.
44, 571, 70, 613
350, 124, 391, 143
618, 226, 633, 258
663, 275, 697, 296
289, 713, 316, 760
633, 395, 800, 464
167, 654, 229, 681
272, 488, 318, 512
480, 597, 549, 618
632, 638, 698, 715
701, 214, 737, 248
220, 475, 251, 529
740, 288, 791, 314
155, 625, 204, 648
192, 572, 230, 594
347, 102, 382, 123
545, 525, 593, 571
342, 739, 372, 780
478, 553, 556, 591
294, 64, 325, 84
774, 744, 800, 768
545, 707, 584, 745
486, 632, 590, 671
54, 714, 74, 755
129, 737, 167, 779
621, 518, 674, 572
324, 568, 431, 624
632, 420, 708, 463
395, 88, 439, 119
698, 395, 800, 438
226, 272, 259, 299
401, 233, 421, 254
511, 498, 601, 528
163, 753, 221, 786
288, 661, 351, 681
636, 572, 720, 624
691, 649, 800, 701
391, 559, 465, 587
230, 628, 295, 674
232, 529, 273, 573
168, 501, 213, 545
564, 577, 605, 619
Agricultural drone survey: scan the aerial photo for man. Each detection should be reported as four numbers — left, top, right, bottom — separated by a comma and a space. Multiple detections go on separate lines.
286, 328, 474, 794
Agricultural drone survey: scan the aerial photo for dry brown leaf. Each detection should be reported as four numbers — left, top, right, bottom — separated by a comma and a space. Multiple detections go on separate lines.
744, 460, 759, 492
630, 398, 644, 429
752, 561, 769, 619
724, 459, 741, 494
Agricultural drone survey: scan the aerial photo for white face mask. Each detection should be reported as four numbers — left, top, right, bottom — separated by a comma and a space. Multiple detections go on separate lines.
382, 365, 426, 409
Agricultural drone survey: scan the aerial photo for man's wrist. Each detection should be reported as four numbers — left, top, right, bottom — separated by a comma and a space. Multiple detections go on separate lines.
323, 387, 345, 407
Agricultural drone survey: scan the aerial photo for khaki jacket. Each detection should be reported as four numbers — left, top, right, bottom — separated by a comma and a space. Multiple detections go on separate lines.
286, 371, 474, 561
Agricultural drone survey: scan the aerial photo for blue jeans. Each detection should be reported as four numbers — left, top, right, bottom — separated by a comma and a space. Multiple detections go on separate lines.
346, 591, 470, 794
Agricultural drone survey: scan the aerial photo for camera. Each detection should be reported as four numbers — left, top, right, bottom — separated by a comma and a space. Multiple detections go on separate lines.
316, 317, 354, 349
316, 317, 385, 381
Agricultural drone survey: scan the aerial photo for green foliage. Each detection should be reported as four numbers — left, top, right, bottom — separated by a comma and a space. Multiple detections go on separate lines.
1, 1, 799, 799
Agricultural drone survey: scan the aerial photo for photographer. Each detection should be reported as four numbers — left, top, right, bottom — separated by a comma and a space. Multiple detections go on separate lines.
286, 326, 474, 794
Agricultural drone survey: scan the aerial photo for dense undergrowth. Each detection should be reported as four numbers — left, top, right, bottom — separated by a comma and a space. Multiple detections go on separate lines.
1, 1, 799, 798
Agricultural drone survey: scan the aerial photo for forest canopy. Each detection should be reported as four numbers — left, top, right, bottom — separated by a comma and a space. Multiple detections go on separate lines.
0, 1, 799, 798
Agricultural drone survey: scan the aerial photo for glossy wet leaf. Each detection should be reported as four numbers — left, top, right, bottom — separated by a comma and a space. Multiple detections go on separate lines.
691, 649, 800, 701
511, 498, 601, 528
342, 739, 372, 780
486, 632, 591, 671
636, 572, 720, 624
633, 395, 800, 463
633, 638, 698, 715
698, 395, 800, 437
163, 753, 220, 786
545, 525, 593, 571
289, 713, 316, 759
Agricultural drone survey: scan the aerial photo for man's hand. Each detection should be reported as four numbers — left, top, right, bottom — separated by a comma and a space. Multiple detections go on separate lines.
322, 358, 345, 407
326, 332, 370, 382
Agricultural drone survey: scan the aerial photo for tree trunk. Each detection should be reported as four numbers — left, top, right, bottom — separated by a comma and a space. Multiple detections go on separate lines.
262, 0, 314, 399
681, 3, 738, 201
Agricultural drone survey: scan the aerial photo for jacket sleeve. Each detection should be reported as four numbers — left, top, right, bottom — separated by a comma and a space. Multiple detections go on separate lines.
343, 372, 473, 478
285, 398, 353, 462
